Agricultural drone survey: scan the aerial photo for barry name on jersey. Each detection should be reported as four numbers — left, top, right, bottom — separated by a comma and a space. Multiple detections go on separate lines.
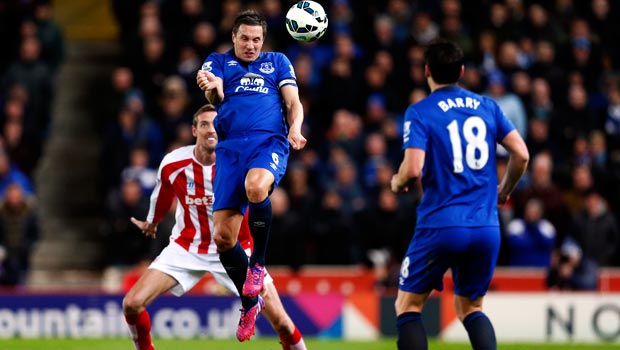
437, 97, 481, 112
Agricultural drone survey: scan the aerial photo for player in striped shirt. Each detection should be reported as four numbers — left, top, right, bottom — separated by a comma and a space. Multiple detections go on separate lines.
122, 104, 306, 350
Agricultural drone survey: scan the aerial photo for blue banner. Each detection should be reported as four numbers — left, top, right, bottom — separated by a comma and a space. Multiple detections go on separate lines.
0, 294, 327, 338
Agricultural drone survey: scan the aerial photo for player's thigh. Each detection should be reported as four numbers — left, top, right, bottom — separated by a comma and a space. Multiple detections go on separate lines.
124, 268, 178, 309
246, 134, 289, 188
451, 226, 500, 301
399, 228, 453, 295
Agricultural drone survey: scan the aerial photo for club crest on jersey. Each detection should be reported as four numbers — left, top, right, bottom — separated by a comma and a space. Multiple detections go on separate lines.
236, 73, 268, 94
259, 62, 274, 74
201, 61, 212, 71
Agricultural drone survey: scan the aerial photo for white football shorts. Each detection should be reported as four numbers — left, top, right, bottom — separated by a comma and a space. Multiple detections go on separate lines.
148, 242, 273, 297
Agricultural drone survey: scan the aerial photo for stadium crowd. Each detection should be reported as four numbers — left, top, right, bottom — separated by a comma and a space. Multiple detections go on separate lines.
2, 0, 620, 291
0, 0, 64, 285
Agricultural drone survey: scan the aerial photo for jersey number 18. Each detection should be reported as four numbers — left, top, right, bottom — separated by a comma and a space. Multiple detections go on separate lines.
446, 116, 489, 173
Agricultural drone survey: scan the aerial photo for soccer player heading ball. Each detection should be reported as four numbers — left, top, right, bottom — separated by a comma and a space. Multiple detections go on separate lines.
391, 39, 529, 350
196, 9, 306, 342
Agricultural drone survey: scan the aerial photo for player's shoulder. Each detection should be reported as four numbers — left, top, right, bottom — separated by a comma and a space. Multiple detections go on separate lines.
161, 145, 195, 166
201, 51, 230, 67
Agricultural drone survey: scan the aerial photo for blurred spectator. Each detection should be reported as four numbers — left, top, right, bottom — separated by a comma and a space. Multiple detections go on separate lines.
528, 40, 565, 104
548, 189, 619, 290
358, 188, 413, 270
310, 189, 359, 265
3, 36, 53, 142
103, 178, 151, 266
326, 160, 365, 218
361, 132, 389, 190
102, 105, 163, 189
513, 152, 570, 243
0, 183, 38, 286
156, 75, 192, 147
410, 11, 438, 45
563, 164, 594, 216
33, 1, 65, 73
523, 3, 566, 45
474, 30, 498, 75
505, 198, 555, 267
121, 145, 157, 194
108, 66, 136, 120
604, 82, 620, 149
483, 70, 527, 139
0, 149, 33, 198
526, 118, 563, 165
554, 83, 600, 155
528, 77, 554, 122
265, 187, 305, 270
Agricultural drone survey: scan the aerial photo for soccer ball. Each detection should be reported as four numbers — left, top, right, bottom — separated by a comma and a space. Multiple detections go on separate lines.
285, 1, 328, 42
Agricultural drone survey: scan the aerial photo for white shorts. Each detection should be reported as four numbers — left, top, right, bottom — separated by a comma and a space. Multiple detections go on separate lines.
149, 242, 273, 297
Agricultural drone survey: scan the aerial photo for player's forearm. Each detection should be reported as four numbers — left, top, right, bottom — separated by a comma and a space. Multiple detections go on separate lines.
499, 155, 528, 199
205, 87, 223, 105
286, 102, 304, 132
395, 158, 417, 190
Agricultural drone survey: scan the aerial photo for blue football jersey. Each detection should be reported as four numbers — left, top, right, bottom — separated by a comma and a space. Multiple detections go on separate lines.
403, 85, 515, 228
201, 50, 297, 139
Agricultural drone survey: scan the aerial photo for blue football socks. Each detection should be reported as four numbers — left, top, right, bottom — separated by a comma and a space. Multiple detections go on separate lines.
463, 311, 497, 350
219, 241, 256, 309
248, 197, 272, 267
396, 312, 427, 350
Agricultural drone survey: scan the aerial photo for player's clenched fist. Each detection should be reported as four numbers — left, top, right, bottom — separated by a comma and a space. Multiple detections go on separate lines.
196, 70, 215, 91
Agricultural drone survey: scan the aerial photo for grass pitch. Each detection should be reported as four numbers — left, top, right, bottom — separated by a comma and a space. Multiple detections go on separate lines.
2, 337, 620, 350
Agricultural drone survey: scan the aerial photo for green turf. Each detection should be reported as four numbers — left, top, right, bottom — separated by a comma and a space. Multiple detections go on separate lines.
2, 337, 620, 350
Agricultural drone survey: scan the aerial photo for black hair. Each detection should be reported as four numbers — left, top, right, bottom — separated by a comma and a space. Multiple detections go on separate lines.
424, 38, 464, 84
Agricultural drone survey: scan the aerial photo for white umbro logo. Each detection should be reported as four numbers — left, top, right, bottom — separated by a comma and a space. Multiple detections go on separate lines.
227, 60, 238, 66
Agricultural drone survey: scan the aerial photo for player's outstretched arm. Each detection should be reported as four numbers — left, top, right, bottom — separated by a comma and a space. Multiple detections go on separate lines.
280, 84, 307, 150
498, 130, 529, 204
130, 217, 158, 239
391, 148, 425, 193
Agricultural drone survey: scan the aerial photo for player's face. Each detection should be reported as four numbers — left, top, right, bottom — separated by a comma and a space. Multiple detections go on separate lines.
193, 111, 217, 151
232, 24, 264, 63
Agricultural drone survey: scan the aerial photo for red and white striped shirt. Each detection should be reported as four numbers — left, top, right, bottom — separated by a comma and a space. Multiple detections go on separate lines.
147, 145, 252, 254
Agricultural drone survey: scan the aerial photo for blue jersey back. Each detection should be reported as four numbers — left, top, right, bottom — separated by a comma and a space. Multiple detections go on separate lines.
201, 50, 297, 138
403, 86, 515, 228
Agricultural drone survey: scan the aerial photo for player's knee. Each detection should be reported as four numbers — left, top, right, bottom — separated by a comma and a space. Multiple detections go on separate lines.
214, 231, 236, 250
245, 183, 269, 203
122, 294, 145, 315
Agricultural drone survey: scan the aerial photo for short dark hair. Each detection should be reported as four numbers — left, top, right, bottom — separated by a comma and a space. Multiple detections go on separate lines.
424, 38, 464, 84
193, 104, 216, 126
232, 9, 267, 38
